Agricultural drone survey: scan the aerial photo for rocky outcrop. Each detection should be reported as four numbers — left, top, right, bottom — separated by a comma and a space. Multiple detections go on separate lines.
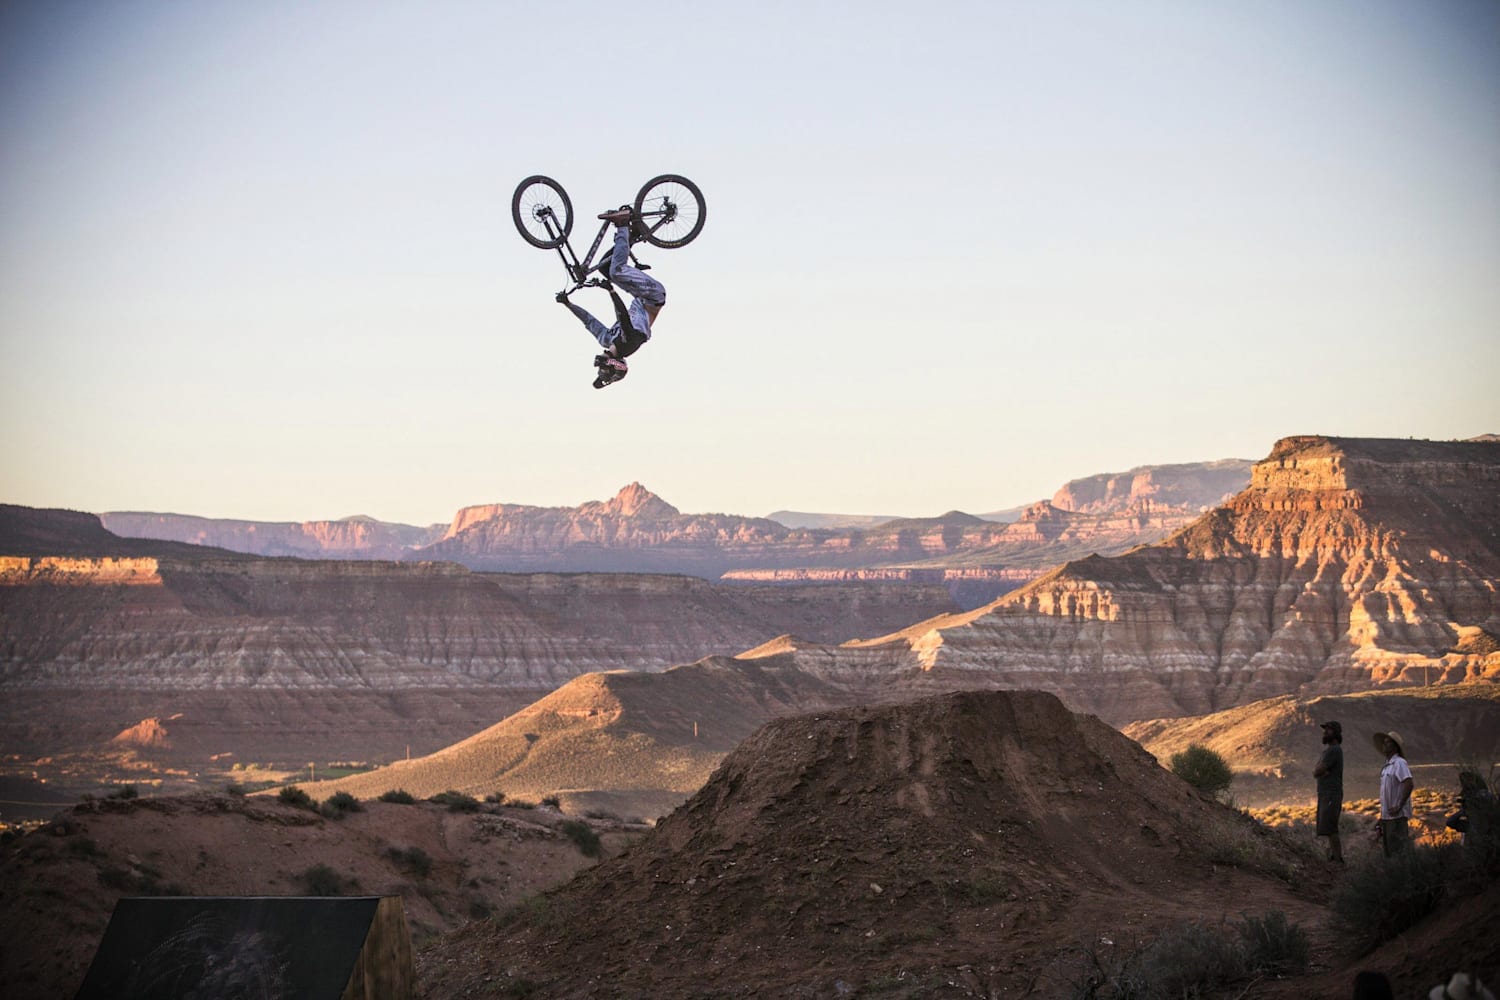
111, 716, 172, 748
757, 437, 1500, 724
1051, 459, 1252, 514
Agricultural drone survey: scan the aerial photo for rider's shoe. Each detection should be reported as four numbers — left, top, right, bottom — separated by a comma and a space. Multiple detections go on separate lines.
598, 206, 632, 225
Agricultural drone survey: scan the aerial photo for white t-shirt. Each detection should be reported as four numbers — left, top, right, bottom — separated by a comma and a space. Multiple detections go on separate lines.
1380, 754, 1413, 819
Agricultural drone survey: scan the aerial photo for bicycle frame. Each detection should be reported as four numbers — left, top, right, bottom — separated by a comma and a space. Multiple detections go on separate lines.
533, 203, 682, 295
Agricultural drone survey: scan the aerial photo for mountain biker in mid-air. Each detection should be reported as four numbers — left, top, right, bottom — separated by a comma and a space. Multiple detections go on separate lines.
555, 207, 666, 389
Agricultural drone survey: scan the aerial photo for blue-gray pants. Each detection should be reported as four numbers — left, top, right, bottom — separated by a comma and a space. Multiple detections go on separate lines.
564, 227, 666, 351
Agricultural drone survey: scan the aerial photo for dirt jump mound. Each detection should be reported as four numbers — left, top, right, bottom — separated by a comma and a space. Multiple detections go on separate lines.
423, 690, 1321, 998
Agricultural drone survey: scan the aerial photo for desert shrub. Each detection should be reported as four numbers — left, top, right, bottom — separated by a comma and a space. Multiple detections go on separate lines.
105, 784, 139, 801
1330, 844, 1452, 953
67, 836, 105, 859
320, 792, 362, 819
385, 845, 433, 878
1169, 745, 1233, 798
1237, 910, 1309, 975
430, 790, 480, 813
278, 785, 315, 810
378, 789, 416, 804
540, 795, 561, 809
96, 862, 185, 896
225, 782, 249, 797
1133, 921, 1247, 996
485, 791, 506, 805
584, 809, 623, 822
1065, 913, 1307, 999
299, 863, 358, 896
559, 820, 602, 858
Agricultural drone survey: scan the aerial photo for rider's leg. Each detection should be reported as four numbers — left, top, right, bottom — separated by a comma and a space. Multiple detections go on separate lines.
563, 300, 618, 351
606, 225, 666, 308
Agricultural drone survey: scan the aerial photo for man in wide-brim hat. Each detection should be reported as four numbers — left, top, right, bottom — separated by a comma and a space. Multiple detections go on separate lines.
1375, 729, 1414, 856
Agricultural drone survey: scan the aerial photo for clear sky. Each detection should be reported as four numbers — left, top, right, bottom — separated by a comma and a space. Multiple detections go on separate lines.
2, 0, 1497, 525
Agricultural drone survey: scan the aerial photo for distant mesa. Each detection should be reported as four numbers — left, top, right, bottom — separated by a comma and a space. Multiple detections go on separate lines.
90, 460, 1258, 582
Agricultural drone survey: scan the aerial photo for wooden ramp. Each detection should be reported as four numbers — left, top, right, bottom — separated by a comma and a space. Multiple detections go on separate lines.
74, 896, 414, 1000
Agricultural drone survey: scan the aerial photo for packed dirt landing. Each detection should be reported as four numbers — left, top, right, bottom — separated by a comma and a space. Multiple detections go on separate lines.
420, 690, 1331, 998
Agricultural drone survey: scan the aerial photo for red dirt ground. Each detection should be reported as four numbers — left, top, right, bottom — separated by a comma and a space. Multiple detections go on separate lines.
420, 690, 1349, 998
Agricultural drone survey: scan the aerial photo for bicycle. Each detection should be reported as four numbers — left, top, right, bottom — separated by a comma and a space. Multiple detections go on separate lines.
510, 174, 706, 294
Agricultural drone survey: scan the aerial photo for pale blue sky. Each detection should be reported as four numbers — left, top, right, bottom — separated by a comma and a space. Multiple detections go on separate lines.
2, 0, 1497, 525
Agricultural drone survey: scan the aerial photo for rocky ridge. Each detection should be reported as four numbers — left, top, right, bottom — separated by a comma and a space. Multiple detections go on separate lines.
764, 436, 1500, 724
98, 460, 1255, 580
0, 508, 960, 781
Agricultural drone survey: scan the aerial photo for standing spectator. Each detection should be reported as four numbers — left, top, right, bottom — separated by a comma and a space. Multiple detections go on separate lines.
1452, 769, 1496, 850
1374, 730, 1414, 856
1314, 720, 1345, 863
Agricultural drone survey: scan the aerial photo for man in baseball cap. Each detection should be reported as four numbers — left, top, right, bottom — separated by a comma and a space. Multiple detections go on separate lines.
1314, 721, 1345, 863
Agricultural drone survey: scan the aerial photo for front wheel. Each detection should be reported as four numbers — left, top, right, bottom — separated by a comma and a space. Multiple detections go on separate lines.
512, 175, 573, 249
634, 174, 705, 249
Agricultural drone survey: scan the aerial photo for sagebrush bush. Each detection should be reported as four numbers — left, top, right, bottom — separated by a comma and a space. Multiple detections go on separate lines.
106, 785, 139, 801
320, 791, 362, 819
1066, 912, 1308, 999
1238, 910, 1309, 975
430, 790, 481, 813
1170, 745, 1234, 798
559, 820, 602, 858
278, 785, 315, 810
378, 789, 416, 804
385, 845, 433, 877
300, 863, 357, 896
1330, 845, 1452, 953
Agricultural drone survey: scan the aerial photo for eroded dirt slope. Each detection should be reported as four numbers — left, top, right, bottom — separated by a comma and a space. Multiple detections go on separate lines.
421, 690, 1330, 998
0, 793, 638, 1000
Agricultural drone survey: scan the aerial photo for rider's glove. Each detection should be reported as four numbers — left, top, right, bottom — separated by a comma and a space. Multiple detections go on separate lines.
555, 291, 569, 304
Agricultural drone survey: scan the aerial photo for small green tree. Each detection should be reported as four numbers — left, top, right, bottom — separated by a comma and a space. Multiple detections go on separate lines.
1171, 744, 1234, 798
559, 820, 602, 858
278, 785, 315, 810
430, 790, 481, 813
320, 791, 362, 819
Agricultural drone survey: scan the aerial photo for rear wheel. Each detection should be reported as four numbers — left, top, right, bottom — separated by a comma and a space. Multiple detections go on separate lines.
511, 175, 573, 249
633, 174, 705, 249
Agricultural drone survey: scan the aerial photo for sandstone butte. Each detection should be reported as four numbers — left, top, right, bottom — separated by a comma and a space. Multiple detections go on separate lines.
752, 435, 1500, 724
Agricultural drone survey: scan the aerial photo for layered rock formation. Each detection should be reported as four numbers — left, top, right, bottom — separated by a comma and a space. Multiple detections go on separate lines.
1051, 458, 1252, 514
752, 437, 1500, 724
0, 508, 960, 771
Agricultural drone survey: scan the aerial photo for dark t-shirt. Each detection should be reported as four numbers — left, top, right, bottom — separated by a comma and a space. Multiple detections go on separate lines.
1316, 744, 1344, 799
